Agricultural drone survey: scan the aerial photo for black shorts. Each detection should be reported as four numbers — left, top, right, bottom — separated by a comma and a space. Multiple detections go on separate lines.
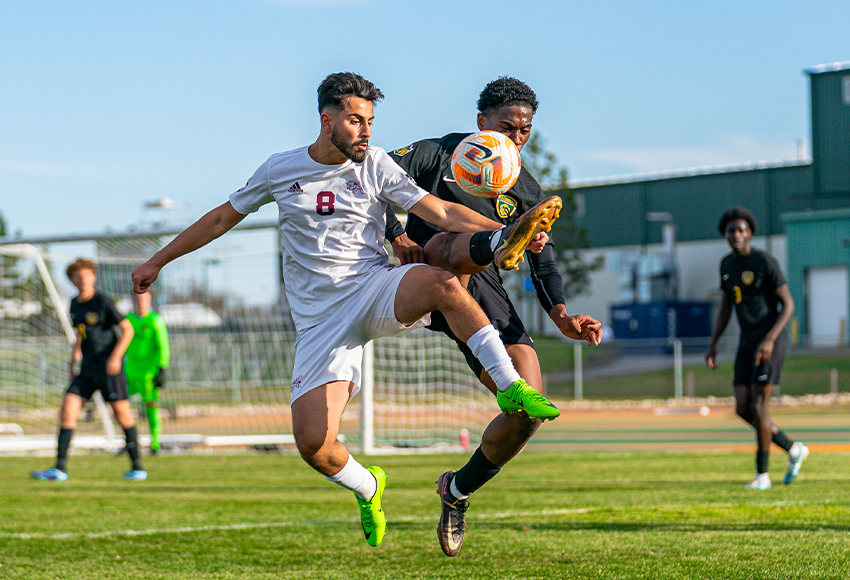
733, 333, 786, 386
67, 368, 129, 402
426, 269, 533, 378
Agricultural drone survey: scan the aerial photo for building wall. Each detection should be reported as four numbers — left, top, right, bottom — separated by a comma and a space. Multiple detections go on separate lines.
810, 68, 850, 195
783, 209, 850, 339
523, 235, 787, 337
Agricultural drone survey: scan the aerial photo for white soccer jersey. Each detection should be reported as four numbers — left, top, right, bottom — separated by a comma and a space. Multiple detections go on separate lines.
229, 145, 428, 331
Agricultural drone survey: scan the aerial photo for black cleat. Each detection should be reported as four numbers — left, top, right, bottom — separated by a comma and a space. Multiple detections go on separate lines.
436, 470, 469, 557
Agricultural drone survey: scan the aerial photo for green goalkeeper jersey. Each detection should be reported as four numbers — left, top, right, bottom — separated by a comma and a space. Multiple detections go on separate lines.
125, 311, 170, 373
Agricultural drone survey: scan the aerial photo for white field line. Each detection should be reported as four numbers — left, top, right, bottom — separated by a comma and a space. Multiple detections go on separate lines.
3, 501, 822, 541
1, 508, 588, 540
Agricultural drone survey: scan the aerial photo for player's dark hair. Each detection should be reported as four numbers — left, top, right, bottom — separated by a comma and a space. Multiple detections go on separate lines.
66, 257, 97, 280
477, 76, 539, 115
317, 72, 384, 113
718, 206, 758, 235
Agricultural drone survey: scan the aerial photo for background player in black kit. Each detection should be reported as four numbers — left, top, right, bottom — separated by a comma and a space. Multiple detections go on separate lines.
31, 258, 147, 482
705, 207, 809, 490
385, 77, 601, 556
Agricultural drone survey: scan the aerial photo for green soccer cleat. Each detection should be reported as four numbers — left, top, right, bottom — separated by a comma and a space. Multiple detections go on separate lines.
496, 379, 560, 421
494, 196, 562, 270
356, 466, 387, 547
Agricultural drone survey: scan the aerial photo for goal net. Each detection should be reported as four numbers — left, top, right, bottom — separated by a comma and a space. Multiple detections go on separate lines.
0, 226, 497, 454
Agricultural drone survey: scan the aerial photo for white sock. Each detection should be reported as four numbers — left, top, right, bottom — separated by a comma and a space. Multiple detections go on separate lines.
325, 454, 377, 500
466, 325, 521, 392
449, 475, 469, 501
489, 226, 507, 253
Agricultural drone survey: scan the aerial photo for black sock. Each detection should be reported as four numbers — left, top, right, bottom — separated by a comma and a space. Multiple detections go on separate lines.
56, 428, 73, 472
469, 231, 500, 266
124, 426, 143, 471
772, 430, 794, 452
453, 447, 502, 497
756, 449, 770, 474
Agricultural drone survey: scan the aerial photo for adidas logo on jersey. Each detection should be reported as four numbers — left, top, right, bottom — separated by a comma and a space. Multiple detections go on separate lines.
288, 182, 303, 193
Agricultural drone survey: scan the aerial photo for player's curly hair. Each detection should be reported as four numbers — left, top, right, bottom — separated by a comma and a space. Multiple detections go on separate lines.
317, 72, 384, 113
718, 206, 758, 235
477, 77, 539, 115
66, 257, 97, 281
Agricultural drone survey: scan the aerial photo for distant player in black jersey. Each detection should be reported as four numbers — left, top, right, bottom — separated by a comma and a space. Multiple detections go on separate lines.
31, 258, 147, 482
705, 207, 808, 490
385, 77, 601, 556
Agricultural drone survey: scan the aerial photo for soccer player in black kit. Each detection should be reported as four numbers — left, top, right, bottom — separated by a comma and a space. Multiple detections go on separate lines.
385, 77, 602, 555
31, 258, 147, 482
705, 207, 808, 490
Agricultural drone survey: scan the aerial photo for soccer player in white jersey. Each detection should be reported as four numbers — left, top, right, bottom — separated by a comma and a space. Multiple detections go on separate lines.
132, 72, 560, 548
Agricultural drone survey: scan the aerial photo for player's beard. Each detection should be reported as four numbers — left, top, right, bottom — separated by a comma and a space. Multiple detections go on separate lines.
331, 127, 368, 163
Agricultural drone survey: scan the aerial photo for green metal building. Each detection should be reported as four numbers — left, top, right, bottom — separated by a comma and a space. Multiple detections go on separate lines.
552, 61, 850, 343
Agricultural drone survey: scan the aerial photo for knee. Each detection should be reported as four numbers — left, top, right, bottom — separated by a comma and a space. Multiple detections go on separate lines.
294, 433, 333, 468
735, 403, 754, 424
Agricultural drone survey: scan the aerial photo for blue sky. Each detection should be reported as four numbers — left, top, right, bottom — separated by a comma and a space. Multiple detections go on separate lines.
1, 0, 848, 238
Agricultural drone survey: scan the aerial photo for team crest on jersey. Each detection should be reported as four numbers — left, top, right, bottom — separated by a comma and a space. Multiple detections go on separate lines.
85, 312, 99, 326
391, 145, 414, 156
496, 195, 518, 219
346, 180, 365, 196
292, 375, 302, 390
741, 271, 754, 285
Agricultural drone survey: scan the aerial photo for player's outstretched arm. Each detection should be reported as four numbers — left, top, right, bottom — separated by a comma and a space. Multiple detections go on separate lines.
132, 202, 246, 294
408, 194, 502, 233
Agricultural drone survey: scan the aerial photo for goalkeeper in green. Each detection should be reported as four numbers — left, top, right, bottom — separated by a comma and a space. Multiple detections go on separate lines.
125, 290, 170, 454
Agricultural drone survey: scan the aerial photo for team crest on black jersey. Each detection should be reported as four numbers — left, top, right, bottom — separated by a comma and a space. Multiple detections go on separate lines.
85, 312, 99, 326
496, 195, 518, 219
391, 145, 414, 157
741, 271, 754, 285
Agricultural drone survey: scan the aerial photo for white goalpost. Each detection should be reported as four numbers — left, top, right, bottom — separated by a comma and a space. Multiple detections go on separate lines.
0, 227, 497, 455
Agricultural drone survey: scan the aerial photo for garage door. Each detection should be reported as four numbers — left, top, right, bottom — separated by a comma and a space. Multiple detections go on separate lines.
806, 266, 849, 347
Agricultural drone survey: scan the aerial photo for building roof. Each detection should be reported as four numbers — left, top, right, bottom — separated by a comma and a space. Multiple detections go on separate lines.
569, 158, 810, 188
804, 61, 850, 75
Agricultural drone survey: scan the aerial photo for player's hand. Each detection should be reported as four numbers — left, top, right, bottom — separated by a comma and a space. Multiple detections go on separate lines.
573, 314, 602, 346
755, 338, 775, 366
154, 367, 166, 389
525, 232, 549, 254
132, 261, 161, 294
390, 234, 426, 265
68, 365, 77, 382
705, 345, 718, 370
106, 354, 122, 376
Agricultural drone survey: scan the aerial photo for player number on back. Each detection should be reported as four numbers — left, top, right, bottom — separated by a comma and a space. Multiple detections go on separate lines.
316, 191, 335, 216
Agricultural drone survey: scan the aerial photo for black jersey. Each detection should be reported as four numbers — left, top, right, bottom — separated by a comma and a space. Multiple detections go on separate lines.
719, 249, 787, 344
387, 133, 565, 311
70, 291, 124, 372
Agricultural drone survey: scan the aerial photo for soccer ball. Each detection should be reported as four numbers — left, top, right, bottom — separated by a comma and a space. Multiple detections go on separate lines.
451, 130, 521, 198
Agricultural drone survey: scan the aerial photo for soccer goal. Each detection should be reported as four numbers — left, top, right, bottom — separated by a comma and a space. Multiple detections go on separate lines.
0, 227, 497, 455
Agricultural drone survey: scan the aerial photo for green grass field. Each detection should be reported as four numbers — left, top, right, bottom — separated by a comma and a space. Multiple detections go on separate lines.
3, 450, 849, 579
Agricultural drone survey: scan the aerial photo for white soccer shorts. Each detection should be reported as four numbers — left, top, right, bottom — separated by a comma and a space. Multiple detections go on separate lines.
290, 264, 431, 403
